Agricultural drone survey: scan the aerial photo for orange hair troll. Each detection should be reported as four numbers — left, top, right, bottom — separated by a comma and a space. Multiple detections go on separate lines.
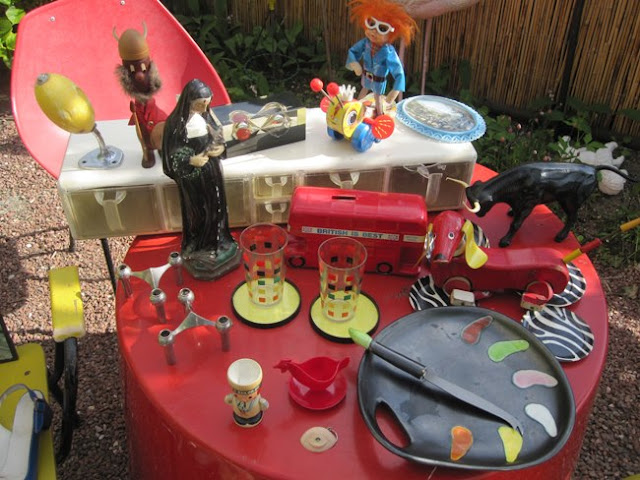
348, 0, 417, 46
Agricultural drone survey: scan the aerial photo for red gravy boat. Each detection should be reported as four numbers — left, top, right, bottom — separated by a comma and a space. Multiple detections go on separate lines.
274, 357, 350, 391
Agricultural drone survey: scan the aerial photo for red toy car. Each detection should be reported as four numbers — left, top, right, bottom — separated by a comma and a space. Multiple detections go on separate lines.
286, 186, 428, 276
428, 210, 570, 309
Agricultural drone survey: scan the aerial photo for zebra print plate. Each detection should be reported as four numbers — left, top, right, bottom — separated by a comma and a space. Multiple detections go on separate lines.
409, 275, 450, 310
521, 307, 594, 362
546, 262, 587, 307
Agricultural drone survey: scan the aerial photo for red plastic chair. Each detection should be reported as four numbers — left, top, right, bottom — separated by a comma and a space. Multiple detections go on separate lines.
10, 0, 230, 290
11, 0, 230, 178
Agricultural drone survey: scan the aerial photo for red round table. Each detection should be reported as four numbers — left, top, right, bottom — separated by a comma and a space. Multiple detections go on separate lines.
116, 165, 607, 479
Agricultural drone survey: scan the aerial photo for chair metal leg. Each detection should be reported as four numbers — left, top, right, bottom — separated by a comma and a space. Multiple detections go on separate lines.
66, 233, 115, 293
54, 337, 79, 464
48, 341, 65, 408
101, 238, 117, 295
68, 228, 76, 253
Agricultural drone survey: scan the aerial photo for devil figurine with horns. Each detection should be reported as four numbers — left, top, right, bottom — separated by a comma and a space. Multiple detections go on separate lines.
114, 24, 167, 168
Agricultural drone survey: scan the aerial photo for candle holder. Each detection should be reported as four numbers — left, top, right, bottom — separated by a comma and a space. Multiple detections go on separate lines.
117, 251, 183, 298
157, 288, 232, 365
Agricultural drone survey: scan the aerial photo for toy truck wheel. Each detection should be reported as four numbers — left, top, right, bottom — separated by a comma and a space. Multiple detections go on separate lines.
442, 276, 472, 295
327, 128, 344, 140
351, 124, 375, 152
287, 256, 306, 268
521, 281, 554, 311
376, 262, 393, 274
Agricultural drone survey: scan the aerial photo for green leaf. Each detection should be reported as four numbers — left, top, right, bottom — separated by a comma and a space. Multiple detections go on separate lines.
208, 51, 225, 63
458, 59, 472, 89
6, 6, 24, 25
566, 96, 587, 111
200, 20, 217, 39
277, 39, 288, 54
0, 17, 11, 36
282, 58, 297, 68
213, 0, 228, 17
224, 37, 237, 56
3, 30, 16, 50
204, 36, 222, 51
186, 0, 200, 16
586, 102, 611, 115
226, 86, 246, 100
528, 96, 553, 110
285, 20, 303, 44
545, 110, 565, 122
618, 109, 640, 122
255, 73, 270, 96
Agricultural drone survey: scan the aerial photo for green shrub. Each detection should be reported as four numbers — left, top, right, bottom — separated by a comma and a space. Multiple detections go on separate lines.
176, 8, 327, 101
0, 0, 25, 69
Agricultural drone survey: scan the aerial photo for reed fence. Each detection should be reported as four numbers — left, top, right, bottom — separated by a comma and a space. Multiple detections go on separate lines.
225, 0, 640, 140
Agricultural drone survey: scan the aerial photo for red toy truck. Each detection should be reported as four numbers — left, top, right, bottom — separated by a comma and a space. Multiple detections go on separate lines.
286, 187, 428, 276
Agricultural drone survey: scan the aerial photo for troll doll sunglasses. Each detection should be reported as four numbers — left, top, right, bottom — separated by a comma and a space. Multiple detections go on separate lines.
364, 16, 395, 34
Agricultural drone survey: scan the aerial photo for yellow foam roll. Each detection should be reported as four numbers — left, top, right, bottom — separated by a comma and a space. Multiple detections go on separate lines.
48, 266, 85, 342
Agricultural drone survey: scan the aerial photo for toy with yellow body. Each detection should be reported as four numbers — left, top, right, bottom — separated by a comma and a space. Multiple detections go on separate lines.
310, 78, 394, 152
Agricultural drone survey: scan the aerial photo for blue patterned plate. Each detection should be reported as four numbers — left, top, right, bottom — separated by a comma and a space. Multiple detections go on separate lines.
397, 95, 486, 143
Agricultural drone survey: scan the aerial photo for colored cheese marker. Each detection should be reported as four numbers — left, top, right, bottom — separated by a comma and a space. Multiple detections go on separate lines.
349, 328, 523, 434
498, 426, 523, 463
450, 426, 474, 461
488, 340, 530, 362
525, 403, 558, 437
512, 370, 558, 389
461, 315, 493, 345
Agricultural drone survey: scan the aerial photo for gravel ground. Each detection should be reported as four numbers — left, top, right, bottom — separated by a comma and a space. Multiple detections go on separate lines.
1, 82, 638, 479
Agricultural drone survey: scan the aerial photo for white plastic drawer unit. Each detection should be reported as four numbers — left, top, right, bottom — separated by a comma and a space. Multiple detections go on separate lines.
57, 109, 477, 240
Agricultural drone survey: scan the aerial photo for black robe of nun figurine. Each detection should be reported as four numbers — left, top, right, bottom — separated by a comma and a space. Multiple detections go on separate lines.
162, 79, 241, 280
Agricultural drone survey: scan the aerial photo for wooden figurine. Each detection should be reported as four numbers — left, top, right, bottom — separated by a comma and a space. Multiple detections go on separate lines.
114, 24, 167, 168
161, 79, 241, 281
346, 0, 417, 115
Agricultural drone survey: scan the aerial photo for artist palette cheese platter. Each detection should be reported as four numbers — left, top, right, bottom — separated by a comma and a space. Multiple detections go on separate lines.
356, 306, 575, 471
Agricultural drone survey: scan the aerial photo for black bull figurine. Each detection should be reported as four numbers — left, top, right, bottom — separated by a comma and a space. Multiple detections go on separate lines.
453, 162, 636, 247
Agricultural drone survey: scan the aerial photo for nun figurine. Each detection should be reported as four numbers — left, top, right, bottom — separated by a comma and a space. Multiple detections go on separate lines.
162, 79, 241, 280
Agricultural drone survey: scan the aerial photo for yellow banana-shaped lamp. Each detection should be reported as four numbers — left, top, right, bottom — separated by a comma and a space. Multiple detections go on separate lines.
34, 73, 123, 169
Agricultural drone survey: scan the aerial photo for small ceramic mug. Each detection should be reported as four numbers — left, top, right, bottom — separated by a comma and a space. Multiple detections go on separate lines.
224, 358, 269, 427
